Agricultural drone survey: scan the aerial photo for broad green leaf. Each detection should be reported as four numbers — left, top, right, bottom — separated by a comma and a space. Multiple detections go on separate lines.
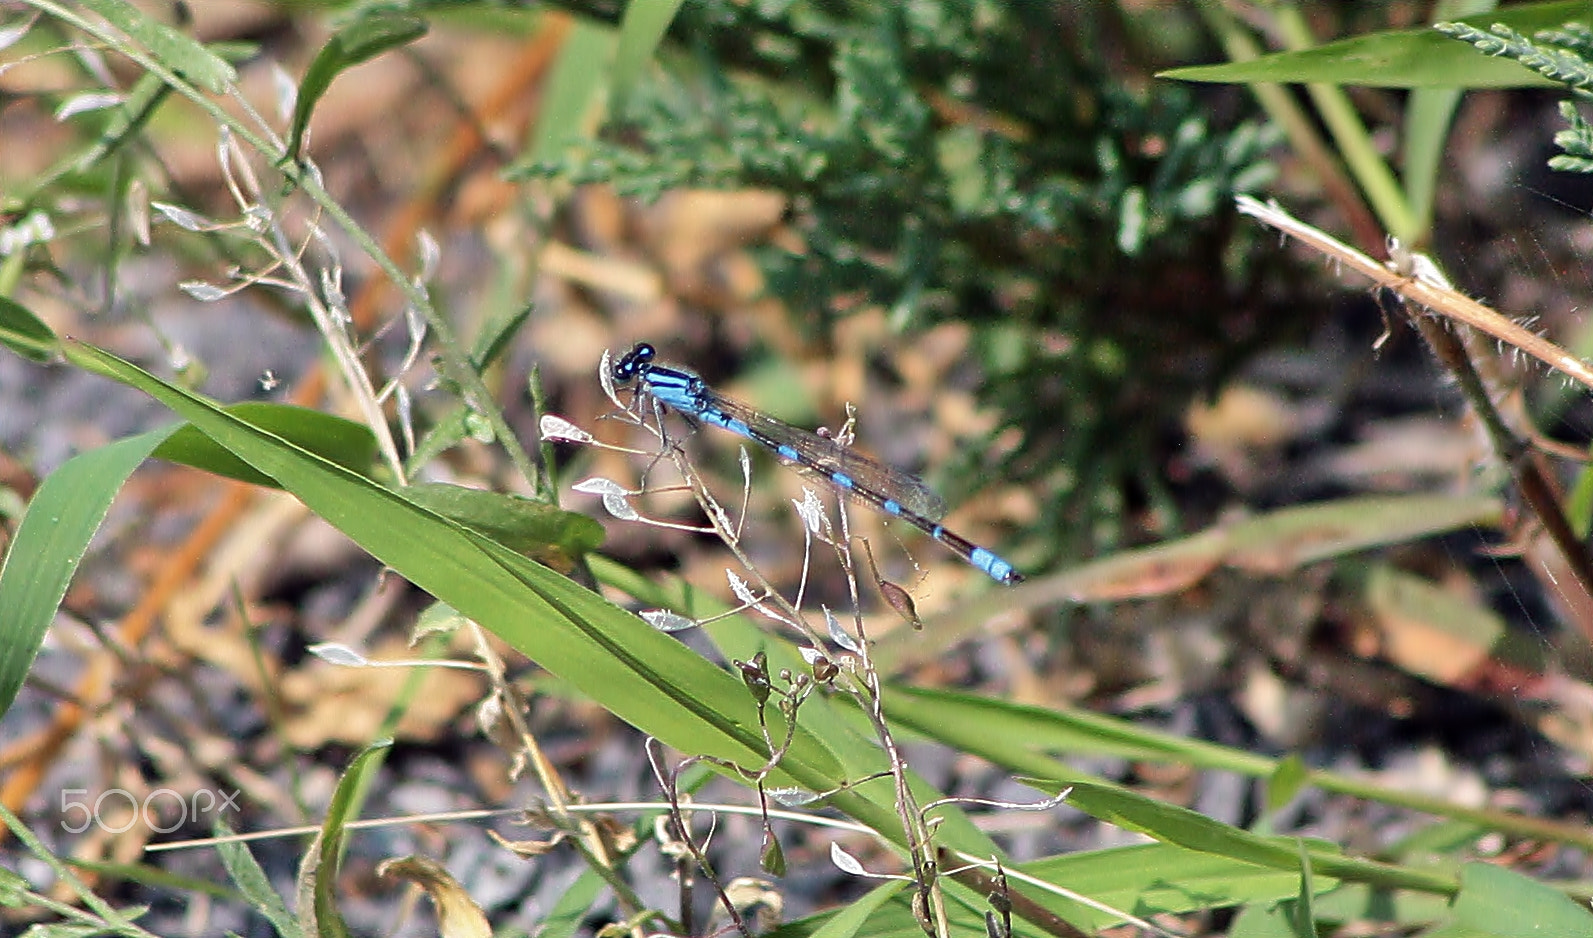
1229, 900, 1311, 938
398, 481, 603, 569
287, 11, 428, 161
1162, 1, 1592, 88
0, 428, 175, 720
1266, 755, 1310, 813
0, 295, 60, 363
163, 410, 598, 570
807, 880, 910, 938
536, 867, 611, 938
1450, 862, 1593, 936
1310, 882, 1451, 927
152, 402, 377, 489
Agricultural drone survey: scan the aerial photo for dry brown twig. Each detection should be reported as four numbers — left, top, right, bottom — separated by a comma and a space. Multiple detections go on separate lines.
1235, 195, 1593, 391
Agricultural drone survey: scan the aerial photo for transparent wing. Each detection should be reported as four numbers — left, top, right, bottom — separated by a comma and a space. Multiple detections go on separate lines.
700, 389, 947, 521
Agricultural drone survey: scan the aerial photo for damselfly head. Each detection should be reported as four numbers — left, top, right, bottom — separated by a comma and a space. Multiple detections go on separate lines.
611, 342, 657, 383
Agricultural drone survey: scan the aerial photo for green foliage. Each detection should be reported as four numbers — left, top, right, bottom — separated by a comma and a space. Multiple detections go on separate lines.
1553, 99, 1593, 172
1434, 20, 1593, 94
1435, 19, 1593, 173
533, 1, 1279, 557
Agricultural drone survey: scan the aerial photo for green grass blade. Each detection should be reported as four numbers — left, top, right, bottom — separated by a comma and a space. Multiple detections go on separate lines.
1051, 780, 1451, 895
1403, 1, 1498, 234
0, 427, 175, 720
528, 18, 618, 166
808, 880, 911, 938
888, 683, 1593, 852
311, 738, 391, 938
1402, 85, 1463, 234
65, 340, 786, 765
152, 402, 378, 489
1017, 842, 1331, 932
214, 818, 303, 938
612, 0, 685, 97
536, 866, 611, 938
886, 685, 1276, 773
75, 0, 235, 92
1163, 0, 1592, 89
287, 10, 428, 161
0, 295, 61, 363
780, 840, 1328, 936
1228, 900, 1308, 937
398, 482, 603, 568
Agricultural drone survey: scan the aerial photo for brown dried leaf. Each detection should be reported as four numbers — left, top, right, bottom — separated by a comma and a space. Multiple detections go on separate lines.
1364, 565, 1499, 686
488, 828, 568, 859
378, 855, 491, 938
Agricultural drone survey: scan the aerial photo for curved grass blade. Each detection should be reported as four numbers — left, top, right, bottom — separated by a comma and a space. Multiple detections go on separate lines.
0, 295, 61, 363
309, 738, 391, 938
0, 427, 175, 719
287, 10, 428, 162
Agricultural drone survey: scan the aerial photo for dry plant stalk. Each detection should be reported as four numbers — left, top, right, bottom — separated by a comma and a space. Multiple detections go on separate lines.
1236, 196, 1593, 391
